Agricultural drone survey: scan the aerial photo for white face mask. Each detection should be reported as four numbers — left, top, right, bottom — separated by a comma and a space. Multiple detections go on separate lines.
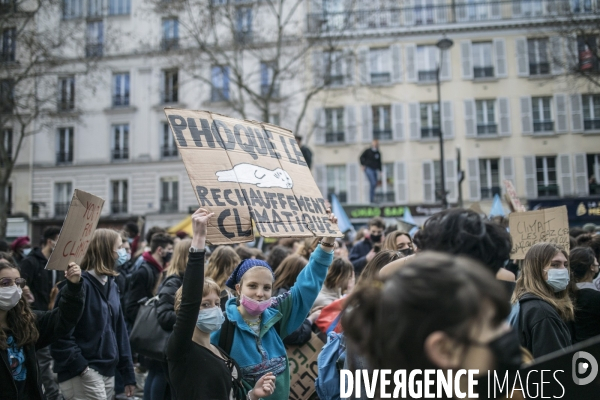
22, 248, 32, 256
0, 286, 23, 311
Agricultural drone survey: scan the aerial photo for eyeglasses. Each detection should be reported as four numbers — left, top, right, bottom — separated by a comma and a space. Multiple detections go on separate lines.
0, 277, 27, 288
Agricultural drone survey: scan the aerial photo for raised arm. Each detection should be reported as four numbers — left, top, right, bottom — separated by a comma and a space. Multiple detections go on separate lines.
166, 208, 212, 360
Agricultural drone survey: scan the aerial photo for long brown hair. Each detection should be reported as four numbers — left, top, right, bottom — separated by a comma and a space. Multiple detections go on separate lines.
324, 258, 354, 292
383, 231, 412, 252
0, 261, 39, 350
205, 246, 241, 290
80, 229, 121, 276
273, 254, 308, 292
356, 250, 401, 287
511, 243, 574, 321
166, 239, 191, 278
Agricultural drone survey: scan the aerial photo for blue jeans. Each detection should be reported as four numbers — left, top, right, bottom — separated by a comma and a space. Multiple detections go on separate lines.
143, 361, 169, 400
365, 167, 378, 203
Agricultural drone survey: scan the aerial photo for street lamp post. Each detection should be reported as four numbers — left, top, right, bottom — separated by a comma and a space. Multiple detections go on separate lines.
436, 37, 453, 209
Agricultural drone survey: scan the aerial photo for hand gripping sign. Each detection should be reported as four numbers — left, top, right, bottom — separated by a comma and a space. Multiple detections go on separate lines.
164, 109, 343, 245
46, 189, 105, 271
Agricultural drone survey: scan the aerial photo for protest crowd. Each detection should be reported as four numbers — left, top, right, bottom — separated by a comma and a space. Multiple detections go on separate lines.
2, 201, 600, 400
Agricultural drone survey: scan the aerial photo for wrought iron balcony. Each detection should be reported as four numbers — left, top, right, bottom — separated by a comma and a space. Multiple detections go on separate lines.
421, 127, 441, 139
111, 201, 128, 214
480, 186, 501, 199
477, 124, 498, 135
373, 130, 392, 140
56, 151, 73, 164
161, 146, 178, 158
325, 131, 345, 143
374, 191, 395, 203
533, 120, 554, 132
584, 119, 600, 130
113, 94, 130, 107
112, 148, 129, 161
160, 199, 179, 213
55, 202, 70, 217
538, 184, 560, 197
85, 44, 103, 58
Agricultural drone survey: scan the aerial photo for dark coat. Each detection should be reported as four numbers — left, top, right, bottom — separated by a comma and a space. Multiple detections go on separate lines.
349, 239, 373, 276
359, 148, 382, 171
51, 272, 135, 386
1, 280, 85, 400
573, 288, 600, 343
124, 261, 161, 325
19, 248, 63, 311
515, 293, 572, 358
156, 273, 183, 331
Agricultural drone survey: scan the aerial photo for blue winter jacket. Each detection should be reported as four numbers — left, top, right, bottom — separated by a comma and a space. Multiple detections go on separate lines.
51, 272, 136, 385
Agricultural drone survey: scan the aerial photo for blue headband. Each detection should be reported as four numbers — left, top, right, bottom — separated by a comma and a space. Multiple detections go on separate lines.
225, 259, 274, 290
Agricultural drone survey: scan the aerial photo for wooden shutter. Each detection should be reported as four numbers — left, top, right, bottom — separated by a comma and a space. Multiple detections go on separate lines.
516, 37, 529, 77
347, 163, 360, 204
361, 105, 372, 143
392, 103, 404, 141
467, 158, 481, 201
422, 161, 435, 203
493, 38, 507, 78
460, 40, 473, 80
345, 106, 356, 143
313, 108, 325, 144
312, 50, 323, 87
442, 101, 454, 138
405, 44, 416, 82
358, 47, 370, 85
409, 102, 420, 140
314, 164, 327, 198
550, 36, 564, 75
558, 154, 573, 196
395, 161, 408, 204
571, 94, 583, 133
464, 99, 476, 137
520, 96, 533, 135
554, 94, 568, 133
524, 156, 537, 199
391, 44, 403, 83
573, 153, 589, 196
498, 97, 511, 136
501, 157, 515, 193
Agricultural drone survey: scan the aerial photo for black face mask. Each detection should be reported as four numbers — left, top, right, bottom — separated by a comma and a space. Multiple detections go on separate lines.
398, 248, 414, 257
473, 330, 522, 399
370, 234, 382, 243
162, 251, 173, 264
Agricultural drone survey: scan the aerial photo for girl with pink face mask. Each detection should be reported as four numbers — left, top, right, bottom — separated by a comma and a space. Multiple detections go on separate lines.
211, 212, 338, 400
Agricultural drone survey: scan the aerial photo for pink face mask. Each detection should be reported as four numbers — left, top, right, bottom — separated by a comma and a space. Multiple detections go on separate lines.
240, 295, 272, 317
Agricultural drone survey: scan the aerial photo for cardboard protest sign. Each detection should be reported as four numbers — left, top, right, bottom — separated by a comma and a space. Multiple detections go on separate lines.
508, 206, 570, 259
164, 109, 343, 244
285, 333, 324, 400
46, 190, 105, 270
503, 180, 526, 213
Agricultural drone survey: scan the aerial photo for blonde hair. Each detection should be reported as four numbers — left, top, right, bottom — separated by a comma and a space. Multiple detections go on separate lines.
383, 231, 412, 252
80, 229, 121, 276
174, 277, 221, 314
512, 243, 574, 321
205, 246, 240, 289
166, 239, 191, 278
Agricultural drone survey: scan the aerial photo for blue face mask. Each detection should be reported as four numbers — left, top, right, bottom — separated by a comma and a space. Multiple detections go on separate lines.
127, 238, 134, 244
116, 248, 130, 267
546, 268, 570, 292
196, 306, 225, 333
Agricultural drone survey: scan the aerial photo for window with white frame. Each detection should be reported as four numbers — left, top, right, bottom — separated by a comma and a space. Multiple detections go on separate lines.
416, 45, 438, 82
372, 105, 392, 140
476, 99, 497, 135
478, 158, 500, 199
162, 18, 179, 51
323, 51, 344, 86
572, 0, 592, 13
160, 177, 179, 213
86, 21, 103, 58
260, 62, 279, 97
88, 0, 102, 17
109, 0, 130, 15
472, 42, 493, 78
582, 94, 600, 131
56, 127, 74, 164
369, 48, 391, 84
587, 153, 600, 194
326, 165, 347, 203
235, 7, 252, 43
1, 28, 16, 62
112, 124, 129, 160
111, 180, 128, 214
532, 97, 553, 132
54, 182, 72, 216
536, 156, 559, 197
527, 38, 549, 75
414, 0, 435, 25
161, 123, 178, 158
58, 76, 75, 111
325, 108, 344, 143
420, 102, 440, 138
323, 0, 345, 29
375, 163, 395, 203
62, 0, 83, 19
163, 69, 178, 103
113, 73, 130, 106
211, 66, 230, 102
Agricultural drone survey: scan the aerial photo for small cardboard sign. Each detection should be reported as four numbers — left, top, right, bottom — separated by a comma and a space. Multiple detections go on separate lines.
508, 206, 570, 260
285, 333, 324, 400
504, 180, 526, 213
164, 109, 342, 245
45, 190, 105, 271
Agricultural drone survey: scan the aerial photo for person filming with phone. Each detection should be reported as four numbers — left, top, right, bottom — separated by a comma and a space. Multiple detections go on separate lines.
349, 217, 385, 276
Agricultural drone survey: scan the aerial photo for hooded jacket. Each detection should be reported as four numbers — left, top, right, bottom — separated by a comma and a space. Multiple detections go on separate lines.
124, 252, 163, 324
1, 279, 85, 400
156, 273, 183, 331
51, 272, 135, 386
211, 246, 333, 400
19, 248, 62, 311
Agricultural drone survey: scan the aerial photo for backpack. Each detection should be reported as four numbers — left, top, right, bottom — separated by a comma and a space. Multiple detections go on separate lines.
315, 313, 346, 400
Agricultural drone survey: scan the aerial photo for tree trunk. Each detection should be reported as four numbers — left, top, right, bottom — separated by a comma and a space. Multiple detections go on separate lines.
0, 180, 8, 238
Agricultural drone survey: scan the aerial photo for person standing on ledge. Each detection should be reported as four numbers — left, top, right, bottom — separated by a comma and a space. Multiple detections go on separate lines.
295, 136, 312, 169
360, 139, 382, 203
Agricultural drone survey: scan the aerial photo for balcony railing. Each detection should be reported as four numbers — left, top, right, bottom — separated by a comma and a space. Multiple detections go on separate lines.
538, 184, 559, 197
162, 90, 178, 104
480, 186, 501, 199
112, 148, 129, 160
0, 51, 15, 63
234, 31, 253, 44
57, 100, 75, 112
161, 38, 179, 51
113, 94, 130, 107
160, 199, 179, 213
533, 120, 554, 132
584, 119, 600, 130
325, 132, 345, 143
56, 151, 73, 164
211, 87, 230, 102
374, 191, 395, 203
55, 202, 70, 217
421, 127, 441, 138
328, 191, 347, 204
161, 146, 178, 158
325, 74, 345, 86
371, 72, 391, 84
474, 66, 494, 78
418, 70, 437, 82
529, 62, 550, 75
373, 130, 392, 140
85, 44, 103, 58
307, 0, 591, 33
477, 124, 498, 135
111, 201, 128, 214
260, 84, 280, 98
590, 183, 600, 195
